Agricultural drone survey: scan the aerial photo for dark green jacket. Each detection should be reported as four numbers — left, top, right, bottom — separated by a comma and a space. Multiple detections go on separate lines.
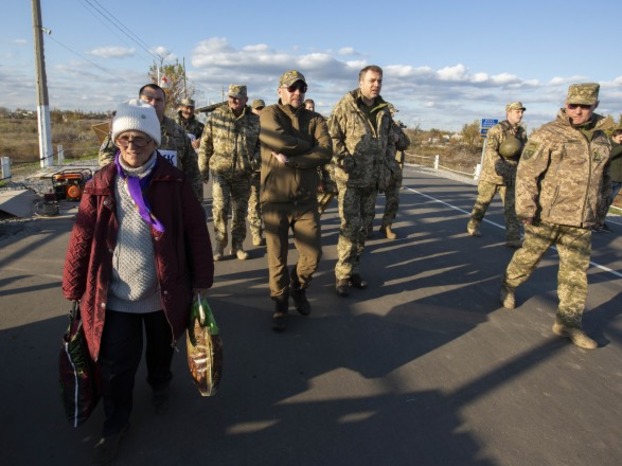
259, 103, 332, 204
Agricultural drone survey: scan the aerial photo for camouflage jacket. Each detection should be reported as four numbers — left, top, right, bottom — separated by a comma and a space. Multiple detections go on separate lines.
608, 141, 622, 182
388, 119, 410, 172
479, 120, 528, 184
175, 112, 205, 140
328, 89, 394, 189
198, 105, 260, 178
516, 109, 611, 228
98, 116, 203, 200
259, 103, 332, 204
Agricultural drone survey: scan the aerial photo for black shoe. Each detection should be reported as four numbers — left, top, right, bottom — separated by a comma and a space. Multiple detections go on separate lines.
290, 286, 311, 316
350, 274, 368, 289
152, 385, 170, 412
335, 279, 350, 297
92, 424, 129, 466
272, 295, 289, 332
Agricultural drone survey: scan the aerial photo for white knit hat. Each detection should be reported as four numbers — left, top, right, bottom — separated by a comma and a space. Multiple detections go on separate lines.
111, 99, 161, 146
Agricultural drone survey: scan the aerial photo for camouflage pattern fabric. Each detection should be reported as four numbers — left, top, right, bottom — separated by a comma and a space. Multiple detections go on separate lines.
469, 181, 521, 241
99, 116, 203, 200
329, 89, 393, 280
468, 120, 527, 237
596, 140, 622, 223
247, 172, 263, 241
199, 105, 260, 250
334, 183, 378, 280
211, 172, 252, 251
198, 105, 260, 179
381, 120, 410, 227
515, 109, 610, 228
328, 89, 393, 189
479, 121, 528, 185
175, 112, 204, 140
503, 221, 591, 327
502, 109, 612, 328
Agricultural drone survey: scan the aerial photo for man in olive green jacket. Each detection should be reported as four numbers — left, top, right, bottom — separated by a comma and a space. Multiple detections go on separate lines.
501, 83, 611, 350
259, 70, 332, 331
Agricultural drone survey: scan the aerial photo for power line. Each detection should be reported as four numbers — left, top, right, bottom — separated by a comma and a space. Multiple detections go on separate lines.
76, 0, 151, 65
46, 33, 114, 75
80, 0, 163, 64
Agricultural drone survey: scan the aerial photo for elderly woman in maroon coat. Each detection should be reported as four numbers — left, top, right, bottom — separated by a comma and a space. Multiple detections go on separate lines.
62, 99, 213, 465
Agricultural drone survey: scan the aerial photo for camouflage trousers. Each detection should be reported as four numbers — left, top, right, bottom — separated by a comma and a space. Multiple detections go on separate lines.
247, 172, 263, 240
211, 172, 251, 250
503, 221, 592, 328
262, 202, 322, 297
381, 168, 403, 227
470, 180, 521, 241
335, 183, 378, 280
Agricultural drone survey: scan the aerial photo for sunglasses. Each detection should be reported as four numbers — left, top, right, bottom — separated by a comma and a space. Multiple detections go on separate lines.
284, 82, 308, 93
116, 136, 152, 148
567, 103, 593, 110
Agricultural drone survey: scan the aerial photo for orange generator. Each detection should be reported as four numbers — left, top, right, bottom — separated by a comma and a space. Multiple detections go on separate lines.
52, 169, 93, 201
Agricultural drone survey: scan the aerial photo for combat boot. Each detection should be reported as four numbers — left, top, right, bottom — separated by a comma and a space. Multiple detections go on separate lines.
466, 219, 481, 237
272, 294, 289, 332
231, 249, 249, 260
335, 279, 350, 297
290, 286, 311, 316
380, 224, 397, 240
213, 242, 225, 261
500, 285, 515, 309
552, 321, 597, 350
350, 274, 368, 289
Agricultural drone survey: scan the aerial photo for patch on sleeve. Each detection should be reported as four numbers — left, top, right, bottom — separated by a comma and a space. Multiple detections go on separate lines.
521, 140, 539, 161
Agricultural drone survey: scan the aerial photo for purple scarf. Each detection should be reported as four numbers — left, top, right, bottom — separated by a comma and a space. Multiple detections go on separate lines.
115, 151, 165, 233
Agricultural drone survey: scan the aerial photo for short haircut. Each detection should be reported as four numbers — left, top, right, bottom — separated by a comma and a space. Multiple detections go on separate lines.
359, 65, 383, 81
139, 83, 166, 100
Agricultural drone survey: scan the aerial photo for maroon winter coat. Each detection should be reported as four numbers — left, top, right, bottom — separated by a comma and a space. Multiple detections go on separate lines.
62, 154, 214, 361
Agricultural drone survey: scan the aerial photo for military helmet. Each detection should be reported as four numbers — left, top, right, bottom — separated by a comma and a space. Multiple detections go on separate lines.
498, 137, 523, 158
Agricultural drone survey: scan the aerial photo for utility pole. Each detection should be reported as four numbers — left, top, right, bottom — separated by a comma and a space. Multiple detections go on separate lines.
31, 0, 52, 168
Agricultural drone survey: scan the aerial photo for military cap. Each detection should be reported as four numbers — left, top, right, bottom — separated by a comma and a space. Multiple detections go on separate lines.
505, 101, 526, 112
228, 84, 248, 98
180, 98, 195, 107
565, 83, 600, 105
279, 70, 306, 87
251, 99, 266, 109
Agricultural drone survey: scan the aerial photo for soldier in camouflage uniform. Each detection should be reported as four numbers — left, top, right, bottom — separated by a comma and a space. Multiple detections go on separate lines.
377, 111, 410, 239
175, 97, 204, 152
500, 83, 611, 350
247, 99, 266, 246
259, 70, 332, 331
329, 65, 396, 297
198, 85, 260, 261
99, 84, 203, 201
593, 123, 622, 232
467, 102, 528, 248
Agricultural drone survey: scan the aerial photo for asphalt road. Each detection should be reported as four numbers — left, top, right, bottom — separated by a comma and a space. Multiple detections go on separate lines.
1, 167, 621, 466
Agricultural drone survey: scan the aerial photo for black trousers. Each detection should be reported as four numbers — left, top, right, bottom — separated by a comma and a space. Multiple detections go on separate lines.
98, 309, 173, 436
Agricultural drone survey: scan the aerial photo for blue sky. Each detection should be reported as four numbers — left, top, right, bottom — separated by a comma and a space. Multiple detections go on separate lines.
2, 0, 621, 131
